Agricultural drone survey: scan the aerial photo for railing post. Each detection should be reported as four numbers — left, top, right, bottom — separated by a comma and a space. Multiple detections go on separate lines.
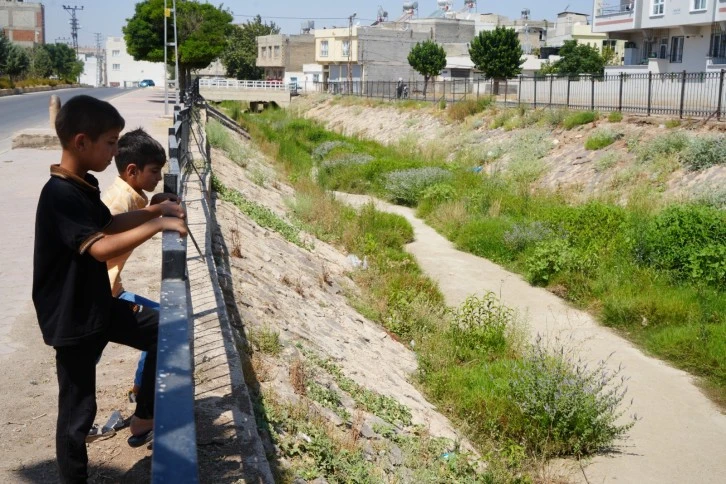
679, 70, 686, 119
549, 75, 553, 107
566, 76, 571, 108
504, 79, 508, 104
533, 75, 537, 108
618, 72, 624, 112
477, 79, 480, 99
647, 71, 653, 116
591, 75, 595, 111
718, 69, 725, 120
518, 75, 522, 105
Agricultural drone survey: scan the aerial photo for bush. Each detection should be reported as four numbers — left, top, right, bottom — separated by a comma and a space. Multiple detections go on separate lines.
447, 294, 514, 363
542, 108, 569, 127
563, 111, 598, 130
0, 78, 14, 89
665, 119, 681, 129
383, 167, 451, 205
491, 109, 516, 129
508, 339, 635, 457
636, 132, 689, 163
503, 221, 553, 252
680, 135, 726, 171
608, 111, 623, 123
526, 239, 573, 285
447, 97, 494, 121
687, 244, 726, 288
321, 153, 374, 171
585, 128, 621, 150
312, 140, 351, 160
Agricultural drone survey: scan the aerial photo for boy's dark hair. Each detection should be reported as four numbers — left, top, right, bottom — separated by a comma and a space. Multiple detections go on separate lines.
115, 128, 167, 173
55, 95, 125, 148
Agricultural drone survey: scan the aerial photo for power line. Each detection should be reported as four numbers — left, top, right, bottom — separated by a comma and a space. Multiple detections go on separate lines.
233, 13, 375, 21
62, 5, 84, 56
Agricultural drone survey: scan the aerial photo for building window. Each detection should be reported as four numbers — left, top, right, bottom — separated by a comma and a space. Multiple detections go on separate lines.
111, 50, 120, 57
659, 38, 669, 59
112, 63, 120, 71
710, 32, 726, 62
313, 73, 320, 83
320, 40, 329, 57
692, 0, 706, 10
670, 36, 684, 63
342, 40, 350, 57
273, 46, 280, 58
652, 0, 665, 15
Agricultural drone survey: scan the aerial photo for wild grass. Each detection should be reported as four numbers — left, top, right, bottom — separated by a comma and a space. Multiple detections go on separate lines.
585, 128, 622, 150
563, 110, 598, 130
446, 96, 494, 122
608, 111, 623, 123
205, 119, 248, 167
248, 326, 282, 356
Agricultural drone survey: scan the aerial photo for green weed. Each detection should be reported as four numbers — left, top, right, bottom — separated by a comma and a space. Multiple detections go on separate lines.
563, 111, 598, 129
608, 111, 623, 122
585, 128, 621, 150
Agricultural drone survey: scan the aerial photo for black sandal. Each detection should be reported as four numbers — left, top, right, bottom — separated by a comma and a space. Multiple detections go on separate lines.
127, 429, 153, 448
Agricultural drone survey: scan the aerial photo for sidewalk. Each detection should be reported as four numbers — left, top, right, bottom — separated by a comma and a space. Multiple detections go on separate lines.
0, 88, 182, 481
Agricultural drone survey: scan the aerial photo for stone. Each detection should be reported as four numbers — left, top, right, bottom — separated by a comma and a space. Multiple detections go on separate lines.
11, 129, 60, 150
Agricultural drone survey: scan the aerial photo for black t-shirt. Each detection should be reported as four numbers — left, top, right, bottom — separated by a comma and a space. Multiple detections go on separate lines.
32, 165, 113, 347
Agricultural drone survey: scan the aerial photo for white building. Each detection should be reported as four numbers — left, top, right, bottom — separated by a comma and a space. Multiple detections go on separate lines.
78, 52, 101, 87
105, 36, 165, 88
592, 0, 725, 72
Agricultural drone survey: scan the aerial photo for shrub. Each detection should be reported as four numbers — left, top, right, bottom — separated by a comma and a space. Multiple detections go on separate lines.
526, 239, 573, 285
665, 119, 681, 129
508, 338, 635, 457
563, 111, 598, 130
687, 244, 726, 288
636, 132, 689, 163
595, 153, 618, 172
491, 109, 516, 129
447, 97, 494, 121
608, 111, 623, 123
680, 135, 726, 171
321, 153, 374, 171
542, 108, 569, 127
503, 221, 553, 252
0, 77, 14, 89
447, 294, 514, 363
585, 128, 621, 150
312, 140, 351, 160
383, 167, 451, 205
421, 183, 458, 203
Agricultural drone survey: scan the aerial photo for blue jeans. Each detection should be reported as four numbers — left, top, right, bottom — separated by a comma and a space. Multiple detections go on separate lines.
118, 291, 160, 387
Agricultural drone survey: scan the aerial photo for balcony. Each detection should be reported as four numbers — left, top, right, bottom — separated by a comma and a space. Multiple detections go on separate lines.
594, 1, 640, 33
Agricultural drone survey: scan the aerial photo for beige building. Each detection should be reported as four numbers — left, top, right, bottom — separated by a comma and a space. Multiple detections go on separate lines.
548, 11, 625, 64
0, 0, 44, 47
256, 33, 315, 86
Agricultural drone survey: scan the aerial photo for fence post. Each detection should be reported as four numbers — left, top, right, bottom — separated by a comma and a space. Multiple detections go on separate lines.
533, 76, 537, 108
679, 70, 686, 119
518, 75, 522, 105
591, 75, 595, 111
647, 71, 653, 116
618, 72, 624, 112
718, 69, 725, 120
477, 79, 480, 99
549, 75, 553, 107
505, 79, 508, 104
566, 76, 571, 107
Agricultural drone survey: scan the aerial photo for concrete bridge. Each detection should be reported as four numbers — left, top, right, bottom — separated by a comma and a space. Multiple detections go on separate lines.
199, 79, 293, 109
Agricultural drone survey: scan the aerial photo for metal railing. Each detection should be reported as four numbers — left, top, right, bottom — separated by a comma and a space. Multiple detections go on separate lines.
596, 1, 636, 16
315, 70, 726, 119
153, 80, 200, 483
199, 78, 294, 91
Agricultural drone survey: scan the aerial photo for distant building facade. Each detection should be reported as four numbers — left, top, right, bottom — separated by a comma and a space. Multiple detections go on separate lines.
105, 36, 165, 88
0, 0, 45, 47
256, 33, 316, 86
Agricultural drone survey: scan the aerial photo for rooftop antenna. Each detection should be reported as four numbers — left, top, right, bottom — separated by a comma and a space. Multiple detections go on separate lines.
62, 5, 84, 56
521, 8, 530, 20
437, 0, 453, 12
376, 5, 389, 23
399, 2, 418, 22
301, 20, 314, 34
94, 32, 104, 87
564, 4, 570, 12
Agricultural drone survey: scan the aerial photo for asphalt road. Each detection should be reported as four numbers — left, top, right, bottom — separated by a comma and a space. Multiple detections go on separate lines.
0, 87, 128, 153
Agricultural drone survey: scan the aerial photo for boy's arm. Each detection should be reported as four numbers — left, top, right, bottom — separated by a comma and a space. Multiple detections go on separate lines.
104, 200, 184, 235
89, 217, 187, 262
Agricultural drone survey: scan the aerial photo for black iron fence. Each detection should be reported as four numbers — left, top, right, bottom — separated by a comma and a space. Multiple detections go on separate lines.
315, 70, 726, 119
153, 80, 200, 483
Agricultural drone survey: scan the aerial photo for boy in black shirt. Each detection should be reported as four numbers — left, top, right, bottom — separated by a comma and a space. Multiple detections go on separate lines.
32, 95, 187, 483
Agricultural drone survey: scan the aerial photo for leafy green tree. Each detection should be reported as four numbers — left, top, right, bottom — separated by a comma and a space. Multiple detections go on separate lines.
221, 15, 280, 80
124, 0, 233, 89
407, 40, 446, 96
28, 45, 53, 78
0, 34, 12, 76
546, 40, 606, 76
5, 44, 29, 80
469, 27, 523, 93
45, 43, 82, 81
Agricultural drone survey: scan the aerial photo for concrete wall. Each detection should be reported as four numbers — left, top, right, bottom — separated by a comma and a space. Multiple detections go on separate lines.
358, 27, 429, 83
0, 0, 44, 47
105, 36, 166, 88
78, 53, 100, 87
408, 18, 476, 43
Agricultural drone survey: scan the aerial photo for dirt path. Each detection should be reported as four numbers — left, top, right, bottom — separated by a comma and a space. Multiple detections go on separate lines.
336, 192, 726, 484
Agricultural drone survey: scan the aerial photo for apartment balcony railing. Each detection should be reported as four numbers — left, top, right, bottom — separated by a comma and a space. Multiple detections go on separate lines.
596, 1, 636, 17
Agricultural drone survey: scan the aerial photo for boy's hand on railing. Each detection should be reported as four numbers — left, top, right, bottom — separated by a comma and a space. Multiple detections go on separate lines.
158, 217, 188, 237
150, 193, 181, 205
157, 199, 186, 219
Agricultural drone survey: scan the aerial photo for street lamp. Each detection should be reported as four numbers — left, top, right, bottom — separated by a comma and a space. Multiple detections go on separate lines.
347, 13, 356, 94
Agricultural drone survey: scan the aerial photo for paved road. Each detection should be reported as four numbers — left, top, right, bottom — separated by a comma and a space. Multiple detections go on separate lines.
0, 87, 128, 153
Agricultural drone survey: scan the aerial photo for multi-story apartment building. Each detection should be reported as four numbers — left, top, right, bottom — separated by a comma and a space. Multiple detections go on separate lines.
105, 37, 165, 88
592, 0, 726, 72
256, 33, 316, 87
548, 11, 626, 63
0, 0, 44, 47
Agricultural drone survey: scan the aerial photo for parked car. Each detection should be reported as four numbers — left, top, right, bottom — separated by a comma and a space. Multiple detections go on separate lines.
139, 79, 155, 87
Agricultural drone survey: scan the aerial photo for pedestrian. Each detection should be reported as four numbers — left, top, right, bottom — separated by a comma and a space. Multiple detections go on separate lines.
101, 127, 178, 404
32, 95, 187, 483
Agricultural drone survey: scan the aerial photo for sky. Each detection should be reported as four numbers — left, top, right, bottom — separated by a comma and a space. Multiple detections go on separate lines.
43, 0, 594, 48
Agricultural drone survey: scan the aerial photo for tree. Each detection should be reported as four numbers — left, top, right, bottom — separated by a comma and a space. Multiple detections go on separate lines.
469, 27, 523, 94
45, 43, 83, 81
5, 44, 29, 80
221, 15, 280, 80
124, 0, 233, 90
407, 40, 446, 96
28, 45, 53, 78
0, 34, 12, 76
545, 40, 606, 76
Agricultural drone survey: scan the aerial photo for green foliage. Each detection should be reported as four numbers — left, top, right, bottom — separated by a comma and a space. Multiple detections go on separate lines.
124, 0, 233, 88
248, 326, 282, 355
384, 167, 452, 205
635, 132, 689, 163
28, 45, 53, 79
526, 239, 573, 285
446, 97, 494, 121
608, 111, 623, 122
563, 110, 598, 129
222, 15, 280, 80
665, 119, 681, 129
469, 27, 523, 80
44, 43, 83, 80
585, 128, 621, 150
680, 135, 726, 171
206, 119, 248, 166
448, 294, 512, 362
212, 175, 308, 248
4, 44, 29, 80
547, 40, 606, 76
307, 382, 350, 421
0, 35, 11, 75
407, 40, 446, 96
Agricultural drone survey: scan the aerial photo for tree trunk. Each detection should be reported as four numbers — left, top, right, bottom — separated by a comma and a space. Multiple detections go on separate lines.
423, 76, 429, 97
493, 79, 500, 96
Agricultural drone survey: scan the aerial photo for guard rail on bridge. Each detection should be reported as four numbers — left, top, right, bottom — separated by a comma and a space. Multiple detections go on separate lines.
199, 78, 296, 91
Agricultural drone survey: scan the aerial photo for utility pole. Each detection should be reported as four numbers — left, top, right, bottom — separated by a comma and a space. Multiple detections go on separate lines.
164, 0, 169, 114
62, 5, 84, 56
173, 0, 180, 103
163, 0, 180, 114
94, 33, 103, 87
347, 12, 356, 94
